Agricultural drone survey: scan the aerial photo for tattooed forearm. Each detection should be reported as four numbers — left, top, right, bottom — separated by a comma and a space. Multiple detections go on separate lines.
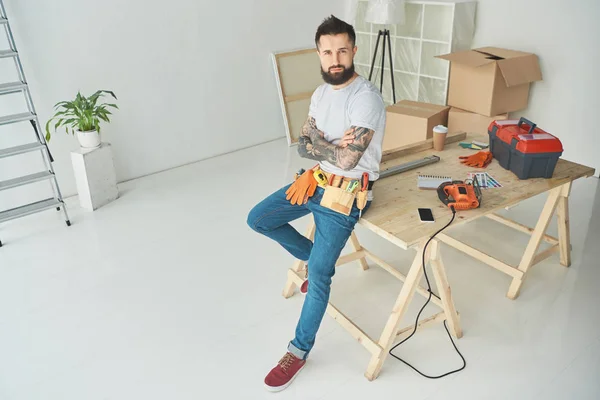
297, 135, 322, 161
297, 133, 339, 164
297, 116, 375, 171
297, 116, 329, 162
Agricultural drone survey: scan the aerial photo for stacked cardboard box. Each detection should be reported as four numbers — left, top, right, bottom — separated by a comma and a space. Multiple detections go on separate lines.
447, 107, 508, 136
436, 47, 543, 136
382, 101, 450, 152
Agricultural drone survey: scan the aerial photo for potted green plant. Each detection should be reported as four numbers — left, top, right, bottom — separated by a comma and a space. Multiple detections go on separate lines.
45, 90, 118, 148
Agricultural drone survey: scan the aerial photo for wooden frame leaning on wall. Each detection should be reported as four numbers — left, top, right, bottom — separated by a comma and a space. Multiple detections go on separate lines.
271, 47, 322, 146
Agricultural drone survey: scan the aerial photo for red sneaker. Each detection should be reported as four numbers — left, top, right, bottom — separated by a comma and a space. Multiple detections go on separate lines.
300, 279, 308, 294
264, 352, 306, 392
300, 265, 308, 294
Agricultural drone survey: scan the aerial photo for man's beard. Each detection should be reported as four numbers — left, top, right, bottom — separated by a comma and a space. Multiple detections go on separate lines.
321, 63, 355, 85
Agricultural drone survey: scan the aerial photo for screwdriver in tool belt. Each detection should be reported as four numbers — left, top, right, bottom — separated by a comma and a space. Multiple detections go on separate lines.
346, 180, 359, 192
359, 172, 369, 218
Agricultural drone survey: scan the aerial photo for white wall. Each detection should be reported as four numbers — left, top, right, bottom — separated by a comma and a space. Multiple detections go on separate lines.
0, 0, 346, 210
471, 0, 600, 176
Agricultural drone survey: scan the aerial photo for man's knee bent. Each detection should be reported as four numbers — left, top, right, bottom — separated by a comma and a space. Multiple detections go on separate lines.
247, 202, 277, 234
246, 205, 264, 233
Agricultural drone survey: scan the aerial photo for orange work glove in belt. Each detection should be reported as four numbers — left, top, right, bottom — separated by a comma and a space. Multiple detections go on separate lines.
286, 169, 318, 205
459, 151, 493, 168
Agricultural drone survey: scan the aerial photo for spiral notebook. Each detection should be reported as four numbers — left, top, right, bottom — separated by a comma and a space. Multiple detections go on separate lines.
417, 174, 452, 190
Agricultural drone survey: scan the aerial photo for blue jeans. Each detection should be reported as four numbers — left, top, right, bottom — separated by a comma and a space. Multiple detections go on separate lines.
247, 183, 371, 360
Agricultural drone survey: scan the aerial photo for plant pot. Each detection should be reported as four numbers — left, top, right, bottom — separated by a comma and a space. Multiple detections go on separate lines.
76, 130, 101, 148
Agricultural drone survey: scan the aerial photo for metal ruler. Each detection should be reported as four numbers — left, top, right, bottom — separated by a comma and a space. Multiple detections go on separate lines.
379, 155, 440, 179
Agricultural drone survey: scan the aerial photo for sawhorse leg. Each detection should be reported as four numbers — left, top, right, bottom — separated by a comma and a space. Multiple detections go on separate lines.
556, 182, 572, 267
507, 182, 571, 299
365, 238, 462, 380
430, 239, 462, 339
350, 231, 369, 271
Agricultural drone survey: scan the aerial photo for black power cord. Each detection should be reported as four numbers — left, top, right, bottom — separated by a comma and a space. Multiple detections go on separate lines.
389, 206, 467, 379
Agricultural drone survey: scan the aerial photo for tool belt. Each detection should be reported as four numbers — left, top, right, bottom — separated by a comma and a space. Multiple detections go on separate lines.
317, 170, 371, 216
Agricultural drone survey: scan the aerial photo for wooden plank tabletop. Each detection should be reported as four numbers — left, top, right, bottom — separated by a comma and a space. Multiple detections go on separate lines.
360, 134, 596, 250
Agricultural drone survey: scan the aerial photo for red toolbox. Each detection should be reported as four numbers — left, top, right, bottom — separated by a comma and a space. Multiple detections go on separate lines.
488, 118, 563, 179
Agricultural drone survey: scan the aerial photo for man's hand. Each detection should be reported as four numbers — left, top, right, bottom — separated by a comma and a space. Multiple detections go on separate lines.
339, 127, 355, 148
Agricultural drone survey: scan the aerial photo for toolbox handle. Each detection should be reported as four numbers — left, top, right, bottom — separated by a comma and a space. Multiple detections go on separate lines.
518, 117, 537, 134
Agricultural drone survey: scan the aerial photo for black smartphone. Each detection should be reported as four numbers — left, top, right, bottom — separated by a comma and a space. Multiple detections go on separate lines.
418, 208, 435, 223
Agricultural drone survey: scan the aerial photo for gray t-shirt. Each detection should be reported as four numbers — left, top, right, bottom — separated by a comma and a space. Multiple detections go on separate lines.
308, 75, 386, 181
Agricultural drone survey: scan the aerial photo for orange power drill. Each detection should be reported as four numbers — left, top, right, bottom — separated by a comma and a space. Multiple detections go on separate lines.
437, 176, 482, 211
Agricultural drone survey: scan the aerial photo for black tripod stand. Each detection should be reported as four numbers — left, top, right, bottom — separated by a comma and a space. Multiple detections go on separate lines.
368, 29, 396, 104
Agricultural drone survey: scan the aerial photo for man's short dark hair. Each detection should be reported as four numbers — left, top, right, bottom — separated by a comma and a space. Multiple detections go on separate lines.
315, 15, 356, 49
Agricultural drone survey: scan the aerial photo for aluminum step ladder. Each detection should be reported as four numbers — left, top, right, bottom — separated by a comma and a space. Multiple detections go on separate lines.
0, 0, 70, 247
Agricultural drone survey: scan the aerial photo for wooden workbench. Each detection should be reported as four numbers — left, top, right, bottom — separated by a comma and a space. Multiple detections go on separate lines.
282, 133, 596, 381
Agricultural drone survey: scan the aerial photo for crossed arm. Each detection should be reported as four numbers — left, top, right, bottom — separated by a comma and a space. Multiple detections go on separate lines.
297, 116, 374, 171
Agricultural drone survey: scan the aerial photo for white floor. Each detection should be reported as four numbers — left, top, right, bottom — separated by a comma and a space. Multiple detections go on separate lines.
0, 138, 599, 400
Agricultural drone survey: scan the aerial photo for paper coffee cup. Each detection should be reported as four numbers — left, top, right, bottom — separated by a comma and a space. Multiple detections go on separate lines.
433, 125, 448, 151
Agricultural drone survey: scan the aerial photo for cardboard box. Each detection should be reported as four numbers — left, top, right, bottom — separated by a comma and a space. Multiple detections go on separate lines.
383, 100, 450, 152
436, 47, 542, 116
448, 107, 509, 136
